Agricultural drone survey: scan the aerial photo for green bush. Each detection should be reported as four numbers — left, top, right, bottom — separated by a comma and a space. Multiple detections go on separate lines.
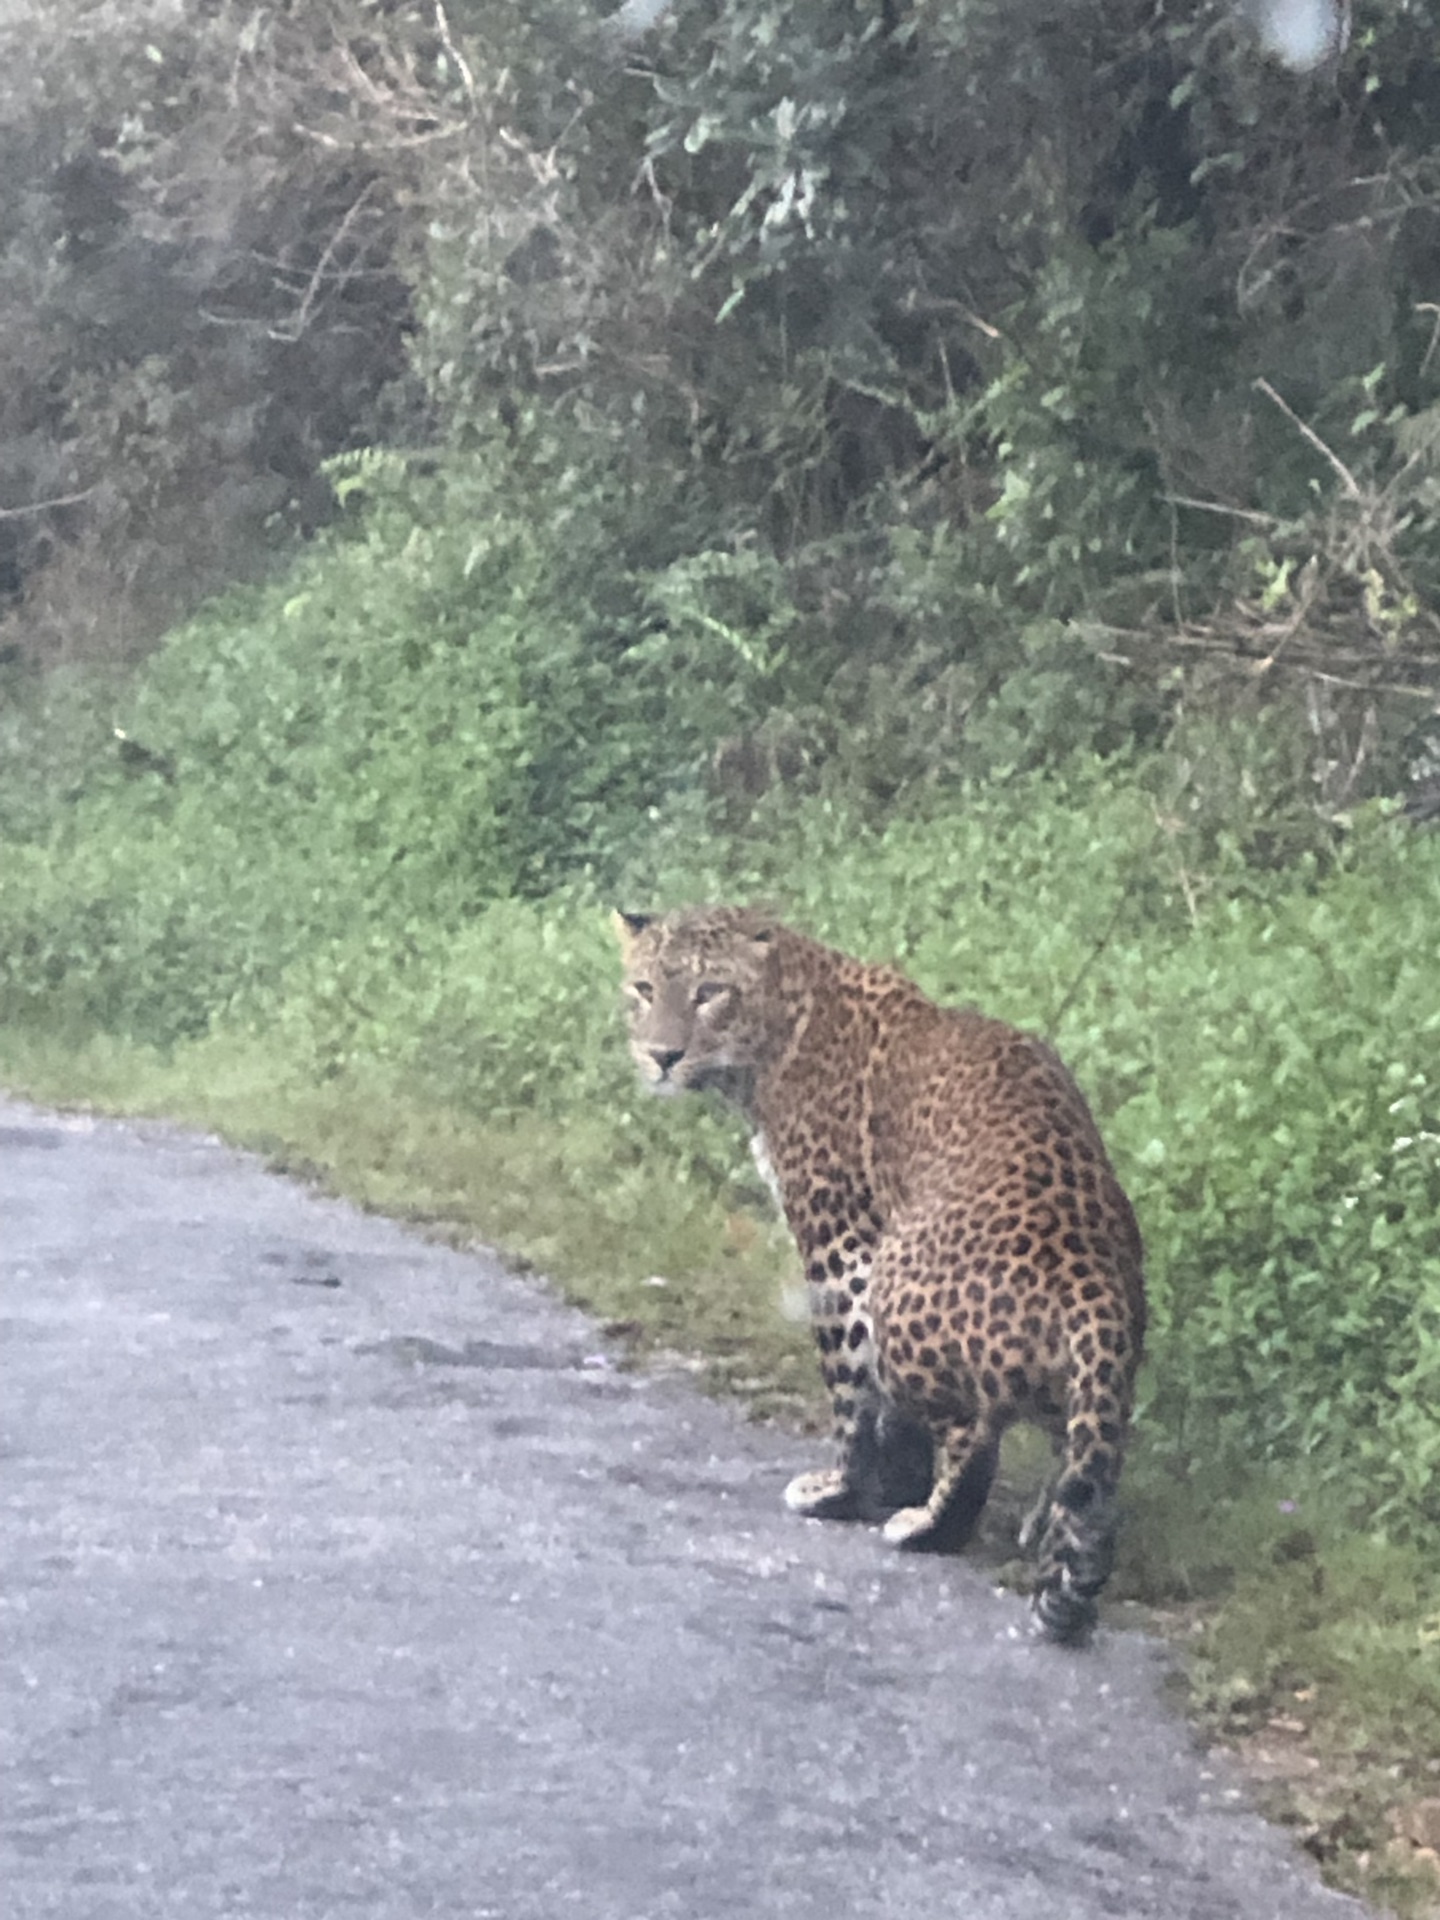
1090, 831, 1440, 1532
0, 449, 751, 1040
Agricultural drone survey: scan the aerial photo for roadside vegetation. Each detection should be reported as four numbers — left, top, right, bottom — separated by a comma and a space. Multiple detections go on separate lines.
2, 1, 1438, 1907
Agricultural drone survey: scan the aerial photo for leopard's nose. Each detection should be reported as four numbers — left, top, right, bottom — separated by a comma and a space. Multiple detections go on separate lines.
650, 1047, 685, 1077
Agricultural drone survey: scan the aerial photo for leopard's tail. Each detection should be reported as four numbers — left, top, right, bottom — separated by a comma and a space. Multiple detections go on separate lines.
1030, 1483, 1117, 1646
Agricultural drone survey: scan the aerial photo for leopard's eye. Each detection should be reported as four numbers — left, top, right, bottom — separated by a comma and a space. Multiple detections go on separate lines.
693, 980, 728, 1008
630, 980, 654, 1004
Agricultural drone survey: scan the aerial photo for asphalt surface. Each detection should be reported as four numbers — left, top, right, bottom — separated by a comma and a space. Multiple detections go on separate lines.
1, 1096, 1368, 1920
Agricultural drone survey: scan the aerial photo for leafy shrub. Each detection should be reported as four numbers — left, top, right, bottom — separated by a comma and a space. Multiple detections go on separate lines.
0, 445, 777, 1040
414, 0, 1440, 803
1088, 826, 1440, 1532
0, 0, 445, 661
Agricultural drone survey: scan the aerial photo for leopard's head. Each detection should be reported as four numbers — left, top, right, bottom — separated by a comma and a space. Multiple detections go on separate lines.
613, 906, 784, 1099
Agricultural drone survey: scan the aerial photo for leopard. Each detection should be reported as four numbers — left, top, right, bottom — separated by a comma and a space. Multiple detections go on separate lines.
613, 904, 1146, 1644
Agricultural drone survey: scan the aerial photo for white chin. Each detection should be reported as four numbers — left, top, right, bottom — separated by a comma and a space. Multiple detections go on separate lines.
645, 1077, 682, 1098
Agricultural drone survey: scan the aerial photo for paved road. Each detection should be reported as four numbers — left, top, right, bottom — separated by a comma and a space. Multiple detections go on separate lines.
1, 1097, 1364, 1920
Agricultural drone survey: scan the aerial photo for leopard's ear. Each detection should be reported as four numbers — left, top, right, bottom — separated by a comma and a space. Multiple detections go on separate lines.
611, 910, 654, 958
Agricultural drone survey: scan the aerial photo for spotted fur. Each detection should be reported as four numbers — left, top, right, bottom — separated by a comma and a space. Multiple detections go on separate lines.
614, 905, 1146, 1644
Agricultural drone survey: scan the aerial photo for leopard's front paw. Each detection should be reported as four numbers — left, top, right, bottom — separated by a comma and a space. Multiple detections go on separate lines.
783, 1468, 865, 1521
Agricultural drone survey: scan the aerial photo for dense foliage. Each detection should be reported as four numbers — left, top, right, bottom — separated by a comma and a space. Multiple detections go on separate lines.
415, 0, 1440, 803
0, 1, 438, 658
2, 1, 1437, 787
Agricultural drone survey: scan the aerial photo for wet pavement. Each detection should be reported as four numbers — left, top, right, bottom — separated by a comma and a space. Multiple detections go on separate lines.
0, 1097, 1366, 1918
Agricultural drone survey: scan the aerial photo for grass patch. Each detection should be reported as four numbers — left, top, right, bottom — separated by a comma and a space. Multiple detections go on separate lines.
4, 1016, 1439, 1917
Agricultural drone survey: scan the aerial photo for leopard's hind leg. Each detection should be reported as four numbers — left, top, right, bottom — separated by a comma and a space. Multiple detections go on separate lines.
881, 1417, 999, 1552
875, 1404, 935, 1510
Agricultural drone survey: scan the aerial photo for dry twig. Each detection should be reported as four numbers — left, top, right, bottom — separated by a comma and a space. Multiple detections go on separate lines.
268, 182, 380, 343
0, 487, 95, 519
1253, 378, 1362, 499
433, 3, 477, 104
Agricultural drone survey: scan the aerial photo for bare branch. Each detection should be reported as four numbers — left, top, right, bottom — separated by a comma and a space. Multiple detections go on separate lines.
1253, 378, 1362, 499
1301, 666, 1438, 701
1417, 302, 1440, 379
267, 181, 380, 344
900, 290, 1004, 340
433, 3, 477, 104
0, 487, 95, 519
1163, 493, 1282, 528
